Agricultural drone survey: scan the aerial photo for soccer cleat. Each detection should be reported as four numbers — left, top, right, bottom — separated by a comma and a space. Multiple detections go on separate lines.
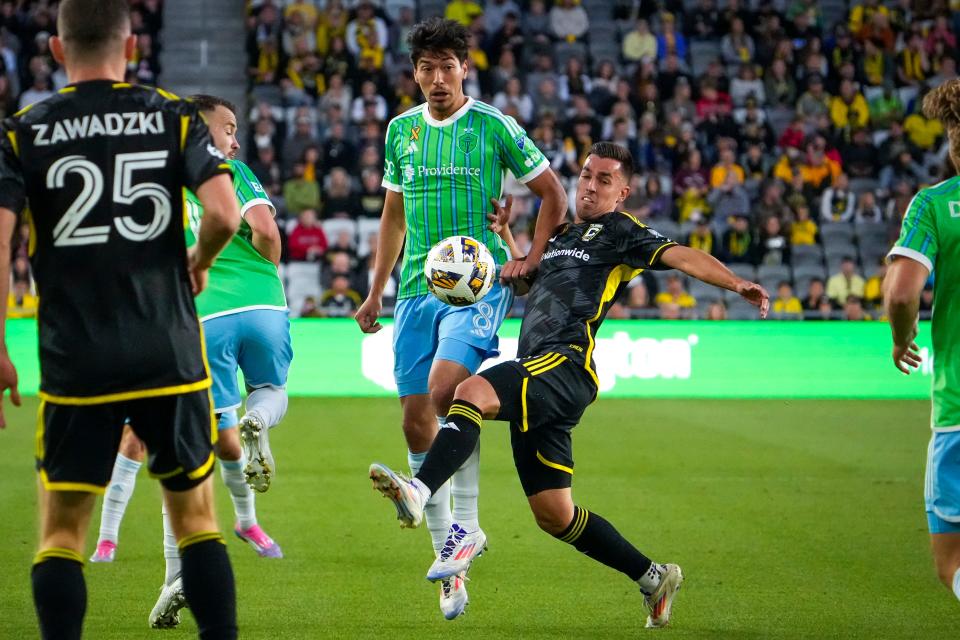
643, 563, 684, 628
439, 573, 469, 620
89, 540, 116, 563
426, 523, 487, 581
149, 577, 186, 629
234, 523, 283, 558
239, 414, 274, 493
368, 462, 426, 528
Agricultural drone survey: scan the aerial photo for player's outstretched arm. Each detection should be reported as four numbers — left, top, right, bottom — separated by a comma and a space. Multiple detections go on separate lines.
659, 245, 770, 318
508, 170, 567, 279
192, 174, 241, 294
245, 203, 282, 265
356, 189, 405, 334
883, 257, 928, 374
0, 207, 21, 428
488, 196, 523, 260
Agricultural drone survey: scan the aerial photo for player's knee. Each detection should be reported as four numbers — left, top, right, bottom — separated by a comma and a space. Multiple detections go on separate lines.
452, 376, 492, 413
934, 553, 960, 587
215, 429, 242, 461
530, 504, 569, 536
428, 378, 458, 415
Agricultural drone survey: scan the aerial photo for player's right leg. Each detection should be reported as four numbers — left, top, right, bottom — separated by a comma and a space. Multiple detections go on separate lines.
32, 399, 126, 639
90, 424, 146, 562
128, 390, 237, 639
924, 431, 960, 601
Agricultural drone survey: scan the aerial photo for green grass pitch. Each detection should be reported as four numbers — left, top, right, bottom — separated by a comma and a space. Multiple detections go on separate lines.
1, 397, 959, 638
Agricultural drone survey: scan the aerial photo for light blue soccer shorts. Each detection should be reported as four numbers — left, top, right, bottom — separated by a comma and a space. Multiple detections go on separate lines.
393, 282, 513, 397
925, 430, 960, 534
203, 309, 293, 430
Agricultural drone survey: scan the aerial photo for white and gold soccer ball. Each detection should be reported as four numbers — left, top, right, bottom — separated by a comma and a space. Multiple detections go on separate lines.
424, 235, 496, 306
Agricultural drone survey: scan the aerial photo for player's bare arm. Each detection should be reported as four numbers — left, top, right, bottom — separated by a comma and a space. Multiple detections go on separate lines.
0, 206, 21, 428
883, 257, 928, 374
191, 173, 241, 294
245, 203, 282, 265
356, 189, 406, 333
659, 245, 770, 318
488, 196, 524, 260
501, 170, 567, 282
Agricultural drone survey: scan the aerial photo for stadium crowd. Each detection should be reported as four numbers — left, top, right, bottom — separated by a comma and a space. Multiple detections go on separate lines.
5, 0, 952, 322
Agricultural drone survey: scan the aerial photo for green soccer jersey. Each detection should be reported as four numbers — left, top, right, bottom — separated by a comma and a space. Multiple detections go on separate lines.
890, 176, 960, 429
184, 159, 287, 320
382, 97, 549, 299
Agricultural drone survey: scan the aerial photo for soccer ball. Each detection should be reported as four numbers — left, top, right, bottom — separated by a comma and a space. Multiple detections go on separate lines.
424, 235, 496, 306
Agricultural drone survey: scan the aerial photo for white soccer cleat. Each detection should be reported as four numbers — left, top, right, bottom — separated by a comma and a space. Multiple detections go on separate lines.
643, 563, 683, 628
89, 540, 116, 563
368, 462, 426, 528
439, 573, 469, 620
148, 577, 187, 629
239, 414, 274, 493
426, 523, 487, 582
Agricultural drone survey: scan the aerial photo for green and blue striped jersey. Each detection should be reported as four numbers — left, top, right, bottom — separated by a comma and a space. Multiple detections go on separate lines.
889, 175, 960, 429
382, 97, 549, 299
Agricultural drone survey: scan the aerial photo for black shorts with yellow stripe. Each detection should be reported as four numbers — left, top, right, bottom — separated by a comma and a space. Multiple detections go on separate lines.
36, 388, 216, 493
478, 352, 597, 497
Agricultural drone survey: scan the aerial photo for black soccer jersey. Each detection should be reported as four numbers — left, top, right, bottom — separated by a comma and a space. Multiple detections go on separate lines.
0, 81, 230, 401
517, 211, 677, 387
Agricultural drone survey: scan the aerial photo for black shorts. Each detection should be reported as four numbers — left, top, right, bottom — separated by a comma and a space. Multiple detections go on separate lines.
36, 388, 216, 493
478, 352, 597, 496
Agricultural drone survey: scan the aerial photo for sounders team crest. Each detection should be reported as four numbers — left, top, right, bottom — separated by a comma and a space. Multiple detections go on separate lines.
458, 131, 478, 154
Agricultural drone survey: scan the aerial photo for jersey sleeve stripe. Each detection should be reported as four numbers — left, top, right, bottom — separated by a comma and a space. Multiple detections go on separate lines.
649, 242, 678, 266
180, 115, 189, 152
239, 197, 275, 218
887, 246, 933, 272
516, 158, 550, 184
6, 130, 18, 156
382, 178, 402, 192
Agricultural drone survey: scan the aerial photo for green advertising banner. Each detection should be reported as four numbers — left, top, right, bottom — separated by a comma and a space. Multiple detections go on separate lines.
7, 318, 932, 399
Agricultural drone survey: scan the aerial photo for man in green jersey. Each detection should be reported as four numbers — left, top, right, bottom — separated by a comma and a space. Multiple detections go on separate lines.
86, 96, 291, 627
885, 78, 960, 604
355, 17, 567, 619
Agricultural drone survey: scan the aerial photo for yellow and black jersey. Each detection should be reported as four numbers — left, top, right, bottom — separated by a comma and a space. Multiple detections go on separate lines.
0, 80, 231, 403
518, 212, 677, 387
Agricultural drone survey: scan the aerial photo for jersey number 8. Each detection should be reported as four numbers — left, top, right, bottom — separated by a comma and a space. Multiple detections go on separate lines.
47, 150, 172, 247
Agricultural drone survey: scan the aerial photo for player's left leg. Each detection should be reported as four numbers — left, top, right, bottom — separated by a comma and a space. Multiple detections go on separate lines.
90, 424, 146, 562
931, 534, 960, 599
924, 430, 960, 600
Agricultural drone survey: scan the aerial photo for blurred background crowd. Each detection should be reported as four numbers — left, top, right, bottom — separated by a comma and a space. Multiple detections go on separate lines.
6, 0, 956, 321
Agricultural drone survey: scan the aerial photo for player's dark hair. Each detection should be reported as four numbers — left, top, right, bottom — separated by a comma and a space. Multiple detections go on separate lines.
588, 142, 635, 181
407, 17, 469, 65
188, 94, 237, 116
58, 0, 130, 58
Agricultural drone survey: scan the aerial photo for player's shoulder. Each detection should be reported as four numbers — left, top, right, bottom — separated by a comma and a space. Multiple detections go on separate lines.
916, 176, 960, 202
469, 99, 523, 132
609, 210, 649, 232
227, 158, 255, 177
385, 103, 426, 133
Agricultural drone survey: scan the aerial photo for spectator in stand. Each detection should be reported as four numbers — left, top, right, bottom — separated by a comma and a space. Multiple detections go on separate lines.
656, 12, 687, 61
854, 192, 884, 223
622, 18, 657, 66
283, 161, 321, 217
493, 76, 534, 126
299, 295, 322, 318
559, 57, 591, 102
358, 169, 385, 219
319, 275, 363, 318
790, 203, 818, 246
849, 0, 888, 36
765, 58, 797, 109
709, 141, 745, 188
445, 0, 483, 27
800, 135, 842, 192
248, 145, 283, 199
685, 215, 718, 256
778, 117, 808, 151
878, 120, 918, 167
757, 216, 790, 266
755, 181, 789, 226
287, 209, 328, 262
350, 80, 388, 124
868, 84, 904, 129
326, 232, 359, 270
860, 37, 892, 87
549, 0, 589, 43
663, 76, 696, 122
735, 98, 776, 150
783, 167, 815, 211
655, 274, 696, 312
720, 18, 754, 67
484, 0, 521, 36
687, 0, 720, 40
346, 2, 388, 70
360, 236, 397, 302
897, 31, 930, 87
803, 278, 827, 312
695, 78, 733, 124
282, 113, 320, 176
903, 98, 944, 152
796, 74, 830, 124
729, 64, 765, 108
18, 67, 52, 110
721, 214, 754, 264
842, 127, 878, 178
321, 120, 358, 174
317, 1, 348, 55
929, 56, 958, 88
829, 79, 869, 131
708, 171, 751, 221
7, 279, 37, 319
863, 260, 886, 309
674, 148, 710, 222
842, 295, 870, 321
636, 176, 672, 220
705, 301, 728, 320
523, 0, 552, 46
879, 151, 929, 194
323, 168, 363, 219
820, 173, 856, 222
772, 281, 803, 318
827, 257, 865, 307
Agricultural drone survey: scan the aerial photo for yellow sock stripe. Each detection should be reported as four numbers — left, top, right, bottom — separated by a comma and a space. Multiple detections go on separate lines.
449, 402, 483, 423
520, 377, 530, 432
560, 508, 589, 543
536, 450, 574, 475
528, 356, 567, 377
523, 353, 557, 370
448, 406, 483, 427
34, 547, 84, 566
177, 531, 224, 551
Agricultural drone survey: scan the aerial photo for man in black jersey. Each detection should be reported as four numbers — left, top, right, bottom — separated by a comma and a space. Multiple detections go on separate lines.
370, 142, 769, 628
0, 2, 240, 638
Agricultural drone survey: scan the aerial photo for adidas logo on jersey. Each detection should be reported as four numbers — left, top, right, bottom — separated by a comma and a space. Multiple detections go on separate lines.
32, 111, 165, 146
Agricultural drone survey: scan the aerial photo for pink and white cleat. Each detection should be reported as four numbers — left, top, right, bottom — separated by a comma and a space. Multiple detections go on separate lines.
234, 524, 283, 558
89, 540, 117, 563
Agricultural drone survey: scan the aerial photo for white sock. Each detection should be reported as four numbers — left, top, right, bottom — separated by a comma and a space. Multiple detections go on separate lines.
161, 505, 181, 586
245, 386, 288, 429
409, 449, 452, 555
97, 454, 141, 543
221, 455, 257, 530
451, 439, 481, 532
637, 562, 664, 596
953, 567, 960, 601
